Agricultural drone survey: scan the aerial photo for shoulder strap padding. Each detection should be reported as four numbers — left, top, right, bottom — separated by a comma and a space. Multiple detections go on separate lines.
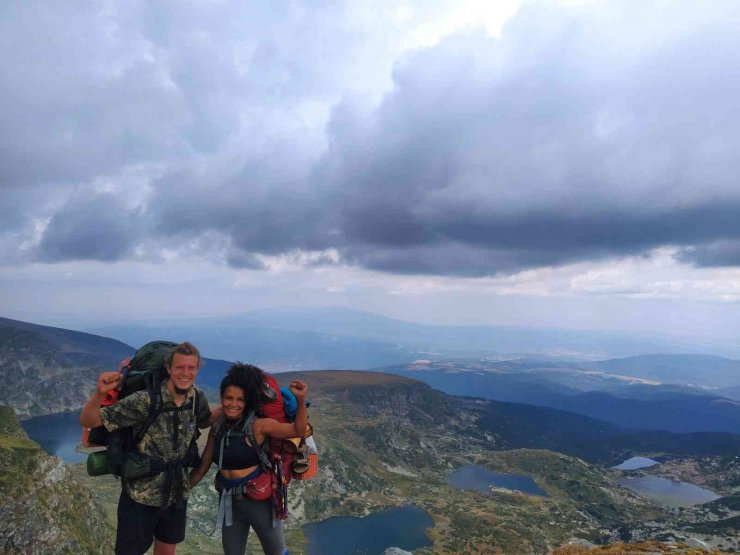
212, 415, 224, 437
193, 387, 210, 421
134, 378, 165, 444
244, 412, 272, 471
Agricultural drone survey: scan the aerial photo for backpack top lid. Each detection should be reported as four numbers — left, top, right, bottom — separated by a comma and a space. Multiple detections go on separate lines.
128, 340, 179, 376
259, 373, 287, 423
119, 340, 179, 398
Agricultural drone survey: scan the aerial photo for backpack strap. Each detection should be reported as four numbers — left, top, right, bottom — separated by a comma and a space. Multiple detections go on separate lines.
192, 387, 199, 420
212, 416, 224, 437
119, 377, 166, 499
215, 415, 226, 472
134, 373, 165, 444
243, 412, 272, 471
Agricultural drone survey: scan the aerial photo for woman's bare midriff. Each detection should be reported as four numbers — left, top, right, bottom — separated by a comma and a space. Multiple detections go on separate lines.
220, 464, 259, 480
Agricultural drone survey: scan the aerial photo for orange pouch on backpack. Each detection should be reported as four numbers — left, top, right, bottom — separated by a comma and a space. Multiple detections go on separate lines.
293, 453, 319, 481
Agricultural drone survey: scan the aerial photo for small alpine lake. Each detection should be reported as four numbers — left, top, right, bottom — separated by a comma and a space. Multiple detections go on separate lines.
447, 463, 548, 497
21, 411, 87, 464
303, 505, 433, 555
618, 475, 720, 508
612, 456, 660, 470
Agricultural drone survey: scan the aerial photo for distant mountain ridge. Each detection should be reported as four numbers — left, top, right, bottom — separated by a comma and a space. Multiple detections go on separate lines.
226, 307, 740, 357
87, 306, 740, 364
88, 318, 422, 371
377, 358, 740, 434
0, 316, 132, 366
580, 354, 740, 388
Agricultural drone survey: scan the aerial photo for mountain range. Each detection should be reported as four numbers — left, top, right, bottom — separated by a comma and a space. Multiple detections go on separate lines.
86, 306, 740, 366
377, 359, 740, 434
2, 314, 740, 553
4, 314, 740, 432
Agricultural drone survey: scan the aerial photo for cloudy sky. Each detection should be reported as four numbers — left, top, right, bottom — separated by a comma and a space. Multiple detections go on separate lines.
2, 0, 740, 343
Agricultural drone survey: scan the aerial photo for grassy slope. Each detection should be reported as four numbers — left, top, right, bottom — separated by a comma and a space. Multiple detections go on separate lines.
0, 406, 115, 554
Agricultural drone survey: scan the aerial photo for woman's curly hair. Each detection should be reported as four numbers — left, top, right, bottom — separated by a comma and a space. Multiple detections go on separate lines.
220, 362, 266, 416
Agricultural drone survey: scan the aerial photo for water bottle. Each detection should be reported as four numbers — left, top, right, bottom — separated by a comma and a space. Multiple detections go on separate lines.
305, 436, 318, 454
87, 450, 111, 476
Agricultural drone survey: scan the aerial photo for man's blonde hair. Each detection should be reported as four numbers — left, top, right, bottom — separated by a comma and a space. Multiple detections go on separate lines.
165, 341, 202, 368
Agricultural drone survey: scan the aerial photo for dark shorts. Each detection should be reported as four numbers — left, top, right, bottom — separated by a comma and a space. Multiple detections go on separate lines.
115, 493, 187, 555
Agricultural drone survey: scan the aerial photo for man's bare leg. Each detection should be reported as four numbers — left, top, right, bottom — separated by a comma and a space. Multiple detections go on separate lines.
153, 539, 176, 555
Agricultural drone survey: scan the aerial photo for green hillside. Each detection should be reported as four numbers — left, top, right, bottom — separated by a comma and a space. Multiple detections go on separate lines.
0, 406, 114, 554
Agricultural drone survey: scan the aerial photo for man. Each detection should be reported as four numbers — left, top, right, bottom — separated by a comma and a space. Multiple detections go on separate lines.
80, 342, 215, 555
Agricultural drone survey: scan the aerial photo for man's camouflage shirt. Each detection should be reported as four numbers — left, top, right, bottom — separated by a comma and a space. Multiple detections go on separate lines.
100, 381, 211, 507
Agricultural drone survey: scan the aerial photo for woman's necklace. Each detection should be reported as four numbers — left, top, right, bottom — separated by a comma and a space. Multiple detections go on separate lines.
224, 417, 242, 447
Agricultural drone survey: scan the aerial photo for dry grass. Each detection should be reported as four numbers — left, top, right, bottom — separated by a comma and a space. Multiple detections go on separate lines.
552, 540, 730, 554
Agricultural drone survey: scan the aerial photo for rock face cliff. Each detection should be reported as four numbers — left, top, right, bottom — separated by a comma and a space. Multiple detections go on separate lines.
0, 406, 114, 554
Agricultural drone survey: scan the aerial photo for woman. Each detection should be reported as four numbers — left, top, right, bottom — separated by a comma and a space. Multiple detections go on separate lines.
190, 362, 308, 555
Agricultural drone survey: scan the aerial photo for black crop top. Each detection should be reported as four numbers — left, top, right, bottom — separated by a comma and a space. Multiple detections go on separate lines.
215, 420, 262, 470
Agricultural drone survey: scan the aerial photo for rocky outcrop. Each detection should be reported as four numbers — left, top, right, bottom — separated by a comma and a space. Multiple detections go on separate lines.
0, 406, 114, 554
0, 352, 101, 417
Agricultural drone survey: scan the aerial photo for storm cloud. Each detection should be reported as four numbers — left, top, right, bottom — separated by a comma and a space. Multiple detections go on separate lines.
37, 192, 143, 262
3, 1, 740, 276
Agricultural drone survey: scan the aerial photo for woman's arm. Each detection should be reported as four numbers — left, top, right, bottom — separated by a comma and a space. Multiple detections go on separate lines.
189, 428, 216, 487
254, 380, 308, 441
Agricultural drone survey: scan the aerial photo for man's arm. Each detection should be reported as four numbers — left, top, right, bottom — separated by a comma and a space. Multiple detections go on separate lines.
206, 405, 222, 427
80, 371, 121, 428
194, 388, 222, 429
189, 427, 216, 487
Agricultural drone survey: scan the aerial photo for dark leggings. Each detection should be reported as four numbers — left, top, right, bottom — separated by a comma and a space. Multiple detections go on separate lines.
221, 496, 286, 555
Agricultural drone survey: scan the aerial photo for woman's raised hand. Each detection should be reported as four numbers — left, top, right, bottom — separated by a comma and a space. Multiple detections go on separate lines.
289, 379, 308, 401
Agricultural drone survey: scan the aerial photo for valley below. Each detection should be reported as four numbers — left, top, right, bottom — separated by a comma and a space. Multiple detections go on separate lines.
2, 316, 740, 554
8, 371, 740, 554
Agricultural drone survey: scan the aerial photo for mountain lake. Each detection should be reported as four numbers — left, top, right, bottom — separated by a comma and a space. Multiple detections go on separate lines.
303, 505, 433, 555
22, 411, 87, 464
612, 456, 660, 470
618, 476, 720, 507
447, 463, 548, 496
